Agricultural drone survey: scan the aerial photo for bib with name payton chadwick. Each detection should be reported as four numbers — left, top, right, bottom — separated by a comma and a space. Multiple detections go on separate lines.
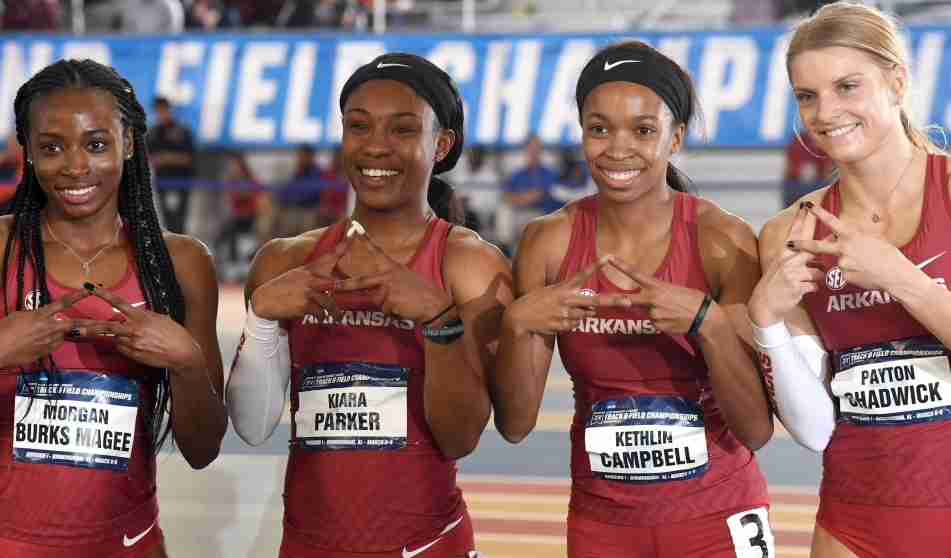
13, 370, 139, 472
293, 362, 408, 451
585, 396, 709, 484
831, 337, 951, 426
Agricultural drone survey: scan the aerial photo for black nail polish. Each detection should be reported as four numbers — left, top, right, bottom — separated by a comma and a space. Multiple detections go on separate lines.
83, 282, 96, 292
803, 201, 815, 209
66, 328, 81, 338
786, 241, 796, 249
799, 201, 805, 210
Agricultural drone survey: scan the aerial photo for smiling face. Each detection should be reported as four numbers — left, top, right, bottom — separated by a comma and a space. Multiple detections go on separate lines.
789, 46, 905, 165
27, 87, 131, 220
341, 79, 454, 212
581, 81, 684, 204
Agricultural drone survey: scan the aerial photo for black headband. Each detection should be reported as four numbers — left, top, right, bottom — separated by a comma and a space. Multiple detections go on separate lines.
575, 44, 692, 125
339, 53, 464, 174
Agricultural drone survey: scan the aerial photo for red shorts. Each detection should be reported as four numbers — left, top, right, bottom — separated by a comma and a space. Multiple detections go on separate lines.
279, 513, 475, 558
0, 523, 164, 558
567, 506, 775, 558
817, 499, 951, 558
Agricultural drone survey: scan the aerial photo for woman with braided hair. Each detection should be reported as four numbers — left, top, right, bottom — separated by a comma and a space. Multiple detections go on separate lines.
228, 52, 512, 557
0, 59, 227, 557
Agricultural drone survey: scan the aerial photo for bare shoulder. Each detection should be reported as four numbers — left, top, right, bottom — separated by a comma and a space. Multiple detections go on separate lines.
246, 227, 328, 292
446, 225, 508, 264
163, 232, 214, 266
520, 203, 576, 260
694, 198, 757, 251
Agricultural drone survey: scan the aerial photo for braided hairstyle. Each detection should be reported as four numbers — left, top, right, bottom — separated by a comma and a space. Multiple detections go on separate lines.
6, 59, 185, 452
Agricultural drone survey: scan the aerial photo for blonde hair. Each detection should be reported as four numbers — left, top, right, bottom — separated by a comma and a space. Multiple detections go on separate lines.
787, 1, 942, 153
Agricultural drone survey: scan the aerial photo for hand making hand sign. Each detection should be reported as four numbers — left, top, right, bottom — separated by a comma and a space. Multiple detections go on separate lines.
609, 258, 719, 337
787, 203, 911, 293
504, 256, 632, 336
749, 203, 825, 326
0, 290, 90, 368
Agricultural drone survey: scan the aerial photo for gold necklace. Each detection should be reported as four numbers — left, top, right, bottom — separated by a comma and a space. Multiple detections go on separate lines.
45, 217, 122, 277
869, 149, 917, 224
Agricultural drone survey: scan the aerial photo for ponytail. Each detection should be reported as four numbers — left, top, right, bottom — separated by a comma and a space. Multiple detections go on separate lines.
428, 176, 464, 224
900, 109, 944, 154
665, 163, 692, 193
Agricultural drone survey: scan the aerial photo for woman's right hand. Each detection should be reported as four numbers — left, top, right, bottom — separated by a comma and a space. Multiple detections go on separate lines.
0, 290, 89, 368
749, 204, 824, 327
504, 256, 631, 336
250, 235, 355, 321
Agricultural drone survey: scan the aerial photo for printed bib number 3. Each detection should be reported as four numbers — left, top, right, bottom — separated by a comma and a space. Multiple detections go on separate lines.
727, 507, 775, 558
294, 362, 409, 451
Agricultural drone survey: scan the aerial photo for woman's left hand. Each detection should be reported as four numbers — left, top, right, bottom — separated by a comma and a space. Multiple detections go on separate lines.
610, 258, 713, 336
788, 204, 911, 292
333, 235, 452, 324
82, 289, 205, 373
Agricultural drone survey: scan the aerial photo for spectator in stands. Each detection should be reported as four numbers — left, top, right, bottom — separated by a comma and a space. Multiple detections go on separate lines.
781, 128, 834, 208
117, 0, 184, 33
184, 0, 223, 30
149, 96, 196, 234
225, 0, 288, 26
498, 135, 559, 252
270, 145, 324, 239
215, 151, 262, 282
2, 0, 63, 30
0, 133, 21, 211
550, 148, 595, 206
446, 146, 501, 240
316, 148, 350, 225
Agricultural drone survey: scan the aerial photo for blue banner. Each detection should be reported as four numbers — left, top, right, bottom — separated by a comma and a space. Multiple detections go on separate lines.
1, 28, 950, 149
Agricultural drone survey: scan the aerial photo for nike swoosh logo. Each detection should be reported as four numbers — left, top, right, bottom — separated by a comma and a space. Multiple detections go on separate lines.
123, 522, 155, 547
378, 62, 410, 69
603, 59, 640, 71
401, 515, 464, 558
916, 252, 946, 270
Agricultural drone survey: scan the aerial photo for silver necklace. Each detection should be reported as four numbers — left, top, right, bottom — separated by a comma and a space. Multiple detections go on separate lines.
45, 218, 122, 277
870, 149, 917, 224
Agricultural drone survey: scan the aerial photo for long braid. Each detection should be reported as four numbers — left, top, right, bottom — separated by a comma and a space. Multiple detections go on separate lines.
9, 59, 187, 452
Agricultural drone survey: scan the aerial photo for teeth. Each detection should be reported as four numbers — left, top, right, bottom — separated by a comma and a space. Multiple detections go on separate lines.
825, 124, 858, 137
362, 168, 399, 177
604, 169, 641, 181
63, 186, 95, 196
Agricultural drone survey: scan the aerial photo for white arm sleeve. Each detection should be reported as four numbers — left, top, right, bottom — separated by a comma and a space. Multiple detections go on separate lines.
753, 321, 835, 452
226, 307, 291, 446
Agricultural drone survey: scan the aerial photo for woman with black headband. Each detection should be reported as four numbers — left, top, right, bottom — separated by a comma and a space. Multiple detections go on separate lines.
490, 41, 775, 557
227, 53, 511, 558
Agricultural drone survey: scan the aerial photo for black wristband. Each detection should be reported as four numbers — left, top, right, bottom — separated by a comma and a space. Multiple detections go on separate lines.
687, 295, 713, 337
421, 303, 455, 327
422, 318, 464, 345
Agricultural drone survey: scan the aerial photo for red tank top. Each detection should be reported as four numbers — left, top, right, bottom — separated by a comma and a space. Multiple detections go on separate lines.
803, 154, 951, 507
556, 194, 768, 526
284, 218, 468, 552
0, 237, 159, 546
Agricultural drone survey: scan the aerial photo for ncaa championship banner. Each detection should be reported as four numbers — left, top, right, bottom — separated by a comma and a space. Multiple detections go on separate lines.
1, 28, 950, 149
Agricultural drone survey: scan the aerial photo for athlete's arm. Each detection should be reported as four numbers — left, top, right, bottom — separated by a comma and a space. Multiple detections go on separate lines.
491, 216, 563, 443
165, 234, 228, 469
752, 207, 835, 452
226, 235, 313, 445
423, 230, 513, 459
696, 206, 774, 450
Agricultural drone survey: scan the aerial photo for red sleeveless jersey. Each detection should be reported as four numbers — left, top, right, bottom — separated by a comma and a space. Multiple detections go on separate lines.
556, 194, 769, 526
283, 218, 469, 553
803, 154, 951, 507
0, 240, 159, 547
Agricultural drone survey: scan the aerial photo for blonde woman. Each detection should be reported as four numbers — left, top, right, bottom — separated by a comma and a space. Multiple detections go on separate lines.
750, 2, 951, 556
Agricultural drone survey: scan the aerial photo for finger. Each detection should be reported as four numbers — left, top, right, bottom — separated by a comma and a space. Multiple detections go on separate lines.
807, 267, 825, 282
625, 291, 652, 308
568, 255, 613, 288
787, 238, 841, 256
786, 203, 809, 244
37, 290, 91, 317
306, 292, 341, 319
808, 203, 850, 236
562, 307, 595, 321
608, 258, 658, 288
563, 293, 632, 308
334, 274, 387, 293
71, 319, 134, 338
310, 233, 357, 275
89, 288, 143, 318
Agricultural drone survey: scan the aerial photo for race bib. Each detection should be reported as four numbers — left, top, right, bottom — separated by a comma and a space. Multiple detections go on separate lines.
831, 337, 951, 426
585, 396, 708, 483
14, 370, 140, 472
294, 362, 408, 451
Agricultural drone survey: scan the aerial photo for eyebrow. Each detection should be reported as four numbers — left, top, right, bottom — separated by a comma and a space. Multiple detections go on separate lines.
586, 111, 659, 122
36, 129, 113, 138
344, 108, 422, 120
794, 72, 864, 93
